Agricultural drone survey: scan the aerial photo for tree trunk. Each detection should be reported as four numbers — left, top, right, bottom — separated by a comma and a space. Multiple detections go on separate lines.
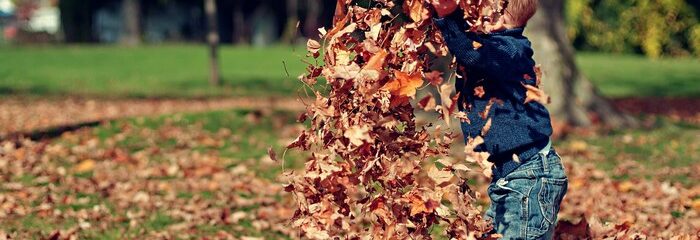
205, 0, 221, 86
121, 0, 141, 46
281, 0, 299, 43
303, 0, 321, 38
232, 1, 247, 44
525, 0, 635, 128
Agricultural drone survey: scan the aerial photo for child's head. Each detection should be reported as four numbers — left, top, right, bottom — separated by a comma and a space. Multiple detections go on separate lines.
502, 0, 538, 27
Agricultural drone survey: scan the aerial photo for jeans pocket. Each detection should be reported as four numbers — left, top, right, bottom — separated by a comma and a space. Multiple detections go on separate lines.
537, 178, 568, 230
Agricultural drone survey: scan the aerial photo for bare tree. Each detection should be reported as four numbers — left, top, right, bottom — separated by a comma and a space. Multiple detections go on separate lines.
205, 0, 221, 86
526, 0, 635, 128
121, 0, 141, 46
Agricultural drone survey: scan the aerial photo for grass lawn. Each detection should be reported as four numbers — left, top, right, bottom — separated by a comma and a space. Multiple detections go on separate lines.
576, 53, 700, 98
0, 45, 310, 98
1, 45, 698, 98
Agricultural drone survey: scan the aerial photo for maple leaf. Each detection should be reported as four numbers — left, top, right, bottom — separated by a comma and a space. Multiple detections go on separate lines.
382, 71, 424, 98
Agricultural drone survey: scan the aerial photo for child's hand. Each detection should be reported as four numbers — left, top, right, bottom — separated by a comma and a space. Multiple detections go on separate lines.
430, 0, 458, 18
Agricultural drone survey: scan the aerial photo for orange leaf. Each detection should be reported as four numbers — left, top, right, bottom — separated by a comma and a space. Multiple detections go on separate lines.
382, 71, 424, 98
363, 50, 388, 71
472, 41, 483, 50
74, 159, 96, 173
405, 0, 428, 23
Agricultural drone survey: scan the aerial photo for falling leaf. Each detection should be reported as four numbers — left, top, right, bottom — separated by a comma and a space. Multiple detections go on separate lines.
474, 86, 485, 98
481, 118, 492, 136
363, 50, 389, 71
344, 125, 372, 146
428, 165, 454, 186
418, 94, 437, 111
307, 39, 321, 54
425, 70, 444, 86
405, 0, 428, 23
382, 71, 424, 98
472, 41, 483, 50
267, 147, 277, 162
534, 64, 543, 86
523, 83, 551, 105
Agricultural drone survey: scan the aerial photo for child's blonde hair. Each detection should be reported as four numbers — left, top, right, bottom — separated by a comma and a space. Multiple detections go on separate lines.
505, 0, 538, 26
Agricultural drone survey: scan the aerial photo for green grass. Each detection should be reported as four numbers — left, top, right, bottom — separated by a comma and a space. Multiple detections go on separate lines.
0, 45, 309, 98
576, 53, 700, 98
1, 45, 698, 98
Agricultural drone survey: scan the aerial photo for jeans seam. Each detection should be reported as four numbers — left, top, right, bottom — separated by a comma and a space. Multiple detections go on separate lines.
521, 181, 535, 239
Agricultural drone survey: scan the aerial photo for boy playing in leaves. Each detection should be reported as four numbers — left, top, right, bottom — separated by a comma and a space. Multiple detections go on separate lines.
430, 0, 568, 239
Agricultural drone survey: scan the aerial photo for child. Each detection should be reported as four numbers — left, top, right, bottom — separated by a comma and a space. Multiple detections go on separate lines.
430, 0, 568, 239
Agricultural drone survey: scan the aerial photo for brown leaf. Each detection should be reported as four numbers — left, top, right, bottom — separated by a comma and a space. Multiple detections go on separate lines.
474, 86, 485, 98
418, 94, 437, 111
425, 70, 444, 86
267, 147, 277, 162
481, 118, 492, 136
523, 84, 551, 105
307, 39, 321, 54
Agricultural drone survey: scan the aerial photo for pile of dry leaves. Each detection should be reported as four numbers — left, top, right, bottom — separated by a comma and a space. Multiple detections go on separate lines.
284, 0, 513, 238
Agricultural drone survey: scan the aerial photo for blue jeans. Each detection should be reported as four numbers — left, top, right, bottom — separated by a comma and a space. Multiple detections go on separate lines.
485, 144, 568, 239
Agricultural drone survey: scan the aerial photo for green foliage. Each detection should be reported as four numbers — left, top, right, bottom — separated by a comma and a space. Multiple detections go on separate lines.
566, 0, 699, 58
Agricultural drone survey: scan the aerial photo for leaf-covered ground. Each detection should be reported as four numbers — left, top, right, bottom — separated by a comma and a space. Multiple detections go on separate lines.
0, 110, 698, 239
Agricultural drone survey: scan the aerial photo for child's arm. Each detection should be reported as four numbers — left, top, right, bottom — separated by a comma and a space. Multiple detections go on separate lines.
433, 13, 529, 80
